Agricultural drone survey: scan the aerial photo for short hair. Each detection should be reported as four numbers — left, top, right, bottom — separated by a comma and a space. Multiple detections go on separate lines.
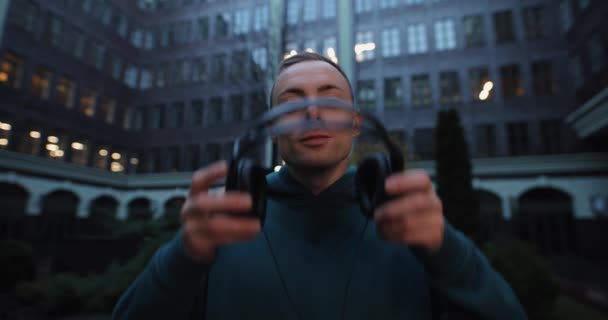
270, 52, 354, 107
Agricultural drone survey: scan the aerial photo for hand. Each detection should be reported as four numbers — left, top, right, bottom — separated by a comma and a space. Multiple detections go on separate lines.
374, 170, 445, 253
180, 161, 261, 263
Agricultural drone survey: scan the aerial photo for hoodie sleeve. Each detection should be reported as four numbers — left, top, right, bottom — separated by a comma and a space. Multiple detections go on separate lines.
112, 231, 211, 320
421, 222, 527, 320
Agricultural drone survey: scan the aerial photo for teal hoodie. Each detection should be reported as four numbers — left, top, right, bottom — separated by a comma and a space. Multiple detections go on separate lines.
113, 167, 526, 319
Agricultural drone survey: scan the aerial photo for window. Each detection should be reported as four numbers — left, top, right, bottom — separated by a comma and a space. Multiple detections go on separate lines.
439, 71, 462, 105
384, 77, 403, 108
380, 0, 398, 9
588, 34, 606, 73
144, 149, 161, 173
323, 37, 338, 63
250, 91, 267, 117
70, 139, 89, 166
463, 15, 485, 48
355, 31, 375, 62
87, 41, 105, 70
578, 0, 591, 9
123, 107, 133, 130
94, 147, 109, 170
540, 120, 563, 154
408, 24, 428, 54
131, 26, 144, 48
500, 64, 524, 97
186, 145, 200, 171
382, 28, 401, 57
150, 105, 164, 130
0, 52, 24, 89
522, 5, 545, 40
139, 67, 153, 90
322, 1, 336, 19
19, 126, 42, 156
173, 60, 191, 86
168, 102, 184, 129
355, 0, 373, 13
98, 98, 115, 124
144, 29, 155, 50
215, 13, 230, 37
230, 51, 247, 80
0, 119, 12, 150
475, 124, 496, 157
197, 17, 210, 40
252, 48, 267, 80
109, 54, 124, 81
434, 19, 456, 51
230, 95, 244, 122
413, 128, 435, 160
159, 25, 169, 47
10, 0, 39, 33
45, 133, 67, 160
234, 9, 251, 34
79, 89, 97, 117
559, 0, 573, 32
110, 151, 126, 173
55, 76, 76, 108
124, 64, 139, 88
192, 58, 207, 82
405, 0, 424, 4
48, 16, 64, 48
211, 54, 226, 82
304, 40, 316, 53
357, 80, 376, 109
507, 122, 529, 156
155, 63, 171, 87
206, 143, 222, 164
207, 98, 223, 125
117, 13, 129, 38
493, 10, 515, 44
411, 74, 432, 107
31, 66, 52, 100
303, 0, 318, 22
73, 32, 86, 59
570, 55, 584, 88
133, 109, 144, 131
532, 60, 555, 95
190, 100, 204, 127
287, 0, 299, 25
469, 67, 493, 102
253, 6, 269, 31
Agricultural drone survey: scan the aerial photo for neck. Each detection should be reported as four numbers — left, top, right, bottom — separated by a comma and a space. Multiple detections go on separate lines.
286, 160, 350, 195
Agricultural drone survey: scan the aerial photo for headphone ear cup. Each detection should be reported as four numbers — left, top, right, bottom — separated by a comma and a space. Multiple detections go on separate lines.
236, 159, 267, 223
355, 153, 392, 219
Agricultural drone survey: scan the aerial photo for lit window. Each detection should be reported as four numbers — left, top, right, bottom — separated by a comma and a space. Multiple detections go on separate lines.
0, 52, 24, 89
71, 140, 89, 165
355, 31, 375, 62
79, 88, 97, 117
55, 76, 76, 108
31, 65, 52, 99
45, 134, 67, 160
0, 120, 12, 150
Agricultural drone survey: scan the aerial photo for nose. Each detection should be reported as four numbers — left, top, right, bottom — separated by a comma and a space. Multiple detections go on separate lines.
305, 104, 321, 120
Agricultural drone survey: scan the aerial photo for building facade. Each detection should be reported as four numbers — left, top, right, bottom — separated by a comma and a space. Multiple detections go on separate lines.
0, 0, 607, 261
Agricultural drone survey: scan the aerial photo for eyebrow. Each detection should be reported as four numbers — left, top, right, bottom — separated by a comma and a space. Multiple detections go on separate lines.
277, 84, 345, 101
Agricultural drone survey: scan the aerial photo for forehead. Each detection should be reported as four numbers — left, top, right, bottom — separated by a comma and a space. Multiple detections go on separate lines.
273, 60, 351, 95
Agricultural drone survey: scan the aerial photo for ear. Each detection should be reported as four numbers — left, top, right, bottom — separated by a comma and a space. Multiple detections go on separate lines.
351, 113, 362, 138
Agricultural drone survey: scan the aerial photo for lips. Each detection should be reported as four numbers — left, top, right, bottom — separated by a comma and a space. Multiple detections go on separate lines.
300, 133, 331, 146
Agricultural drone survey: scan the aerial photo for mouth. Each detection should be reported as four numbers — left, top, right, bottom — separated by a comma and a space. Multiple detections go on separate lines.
300, 133, 331, 146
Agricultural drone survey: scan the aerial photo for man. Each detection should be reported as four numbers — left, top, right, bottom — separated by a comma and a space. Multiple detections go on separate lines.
113, 52, 526, 319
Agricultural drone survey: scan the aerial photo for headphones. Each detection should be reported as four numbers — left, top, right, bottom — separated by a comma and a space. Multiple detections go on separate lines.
225, 97, 405, 223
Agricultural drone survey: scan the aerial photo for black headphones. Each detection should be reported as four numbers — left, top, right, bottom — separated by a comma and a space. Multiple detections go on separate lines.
225, 97, 405, 223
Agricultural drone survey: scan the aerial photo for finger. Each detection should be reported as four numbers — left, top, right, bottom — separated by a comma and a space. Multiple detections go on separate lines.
385, 170, 432, 196
189, 161, 228, 196
181, 192, 252, 218
374, 191, 431, 223
206, 215, 261, 243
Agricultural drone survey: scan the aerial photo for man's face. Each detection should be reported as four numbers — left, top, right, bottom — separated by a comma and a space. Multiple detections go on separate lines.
272, 60, 360, 171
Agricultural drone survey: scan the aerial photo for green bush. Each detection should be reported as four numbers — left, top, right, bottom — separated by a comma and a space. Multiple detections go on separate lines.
0, 239, 36, 292
15, 217, 179, 315
483, 240, 558, 320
